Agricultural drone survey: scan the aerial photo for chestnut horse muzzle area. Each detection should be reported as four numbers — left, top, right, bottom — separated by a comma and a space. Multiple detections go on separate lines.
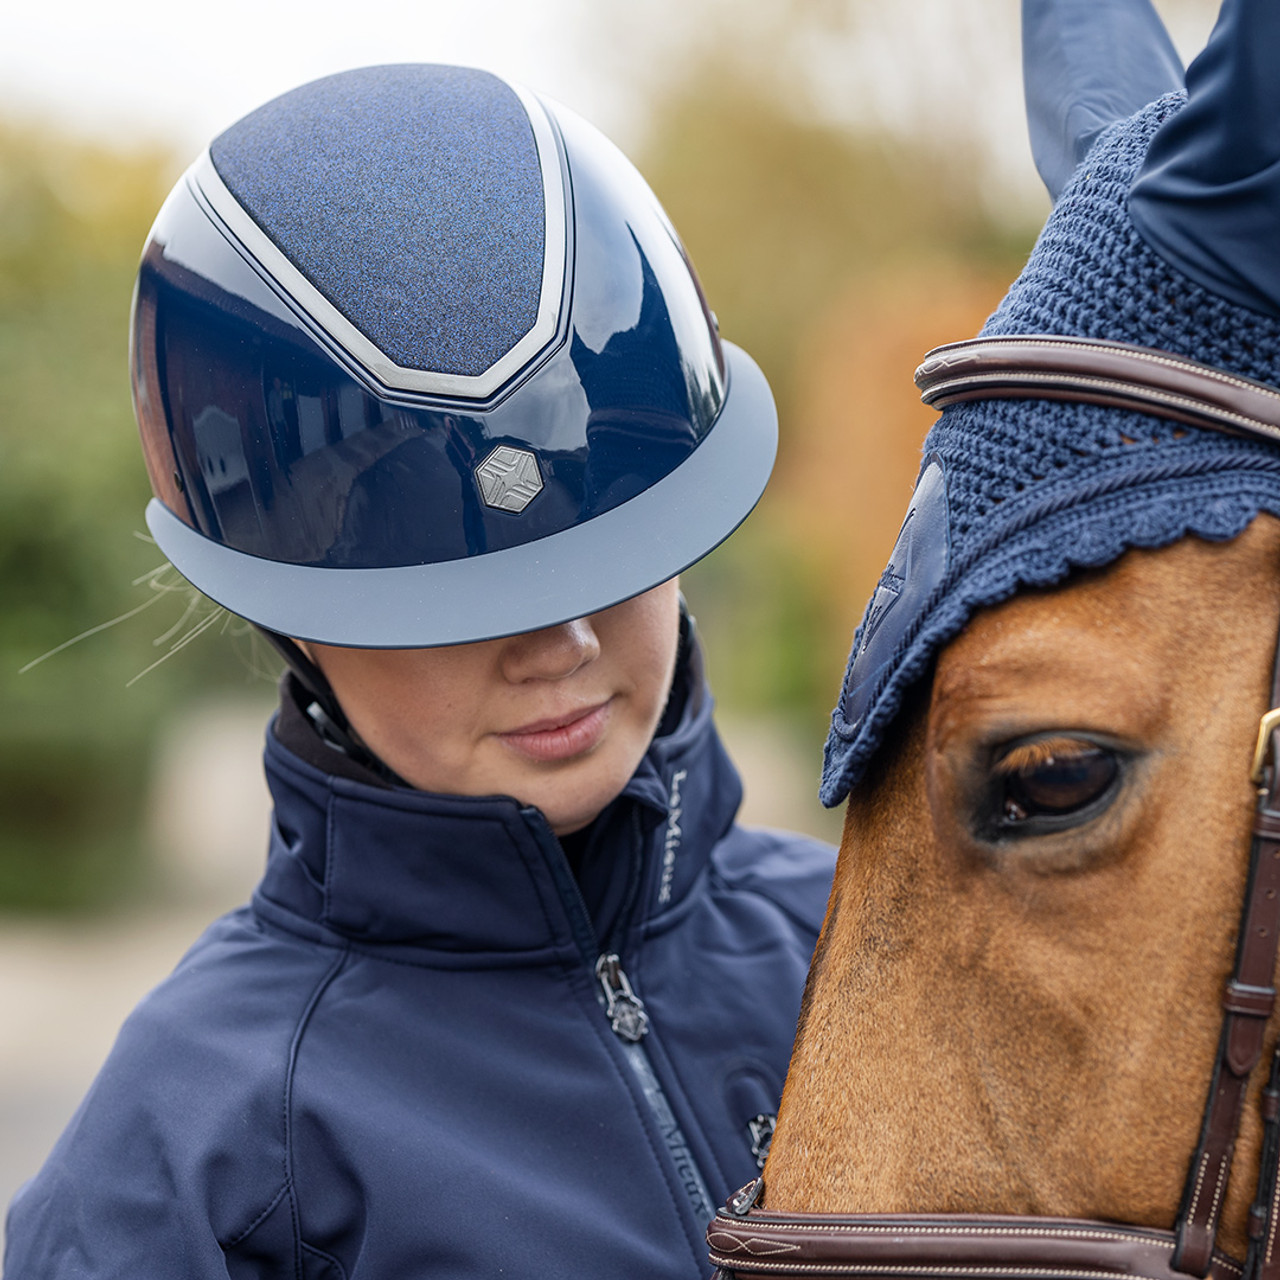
705, 339, 1280, 1280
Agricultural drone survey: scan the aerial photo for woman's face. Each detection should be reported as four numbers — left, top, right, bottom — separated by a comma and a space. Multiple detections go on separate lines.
303, 580, 683, 835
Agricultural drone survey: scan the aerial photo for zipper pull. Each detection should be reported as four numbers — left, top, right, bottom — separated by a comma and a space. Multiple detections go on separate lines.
595, 953, 650, 1042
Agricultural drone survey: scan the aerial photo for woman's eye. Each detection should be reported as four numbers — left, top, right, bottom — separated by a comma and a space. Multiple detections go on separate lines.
995, 739, 1119, 824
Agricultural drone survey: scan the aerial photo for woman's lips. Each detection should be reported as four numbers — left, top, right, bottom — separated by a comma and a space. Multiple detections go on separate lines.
498, 700, 613, 763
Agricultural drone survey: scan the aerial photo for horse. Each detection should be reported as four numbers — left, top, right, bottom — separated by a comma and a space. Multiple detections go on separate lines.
765, 514, 1280, 1250
707, 1, 1280, 1277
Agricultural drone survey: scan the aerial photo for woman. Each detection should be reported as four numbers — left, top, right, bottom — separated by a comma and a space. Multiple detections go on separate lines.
3, 64, 835, 1277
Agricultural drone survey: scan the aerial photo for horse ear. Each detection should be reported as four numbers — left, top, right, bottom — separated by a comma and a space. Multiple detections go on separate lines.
1128, 0, 1280, 318
1023, 0, 1183, 201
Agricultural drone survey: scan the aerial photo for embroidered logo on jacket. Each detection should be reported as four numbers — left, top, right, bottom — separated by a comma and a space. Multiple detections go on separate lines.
657, 768, 688, 906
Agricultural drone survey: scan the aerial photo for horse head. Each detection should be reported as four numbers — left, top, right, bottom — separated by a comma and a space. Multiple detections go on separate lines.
720, 2, 1280, 1276
770, 520, 1280, 1231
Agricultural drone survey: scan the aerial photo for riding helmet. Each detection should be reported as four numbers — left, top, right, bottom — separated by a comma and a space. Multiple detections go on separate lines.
131, 64, 777, 648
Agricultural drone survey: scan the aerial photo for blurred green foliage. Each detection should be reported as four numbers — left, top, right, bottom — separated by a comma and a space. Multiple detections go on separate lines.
640, 75, 1017, 417
640, 70, 1034, 734
0, 125, 273, 911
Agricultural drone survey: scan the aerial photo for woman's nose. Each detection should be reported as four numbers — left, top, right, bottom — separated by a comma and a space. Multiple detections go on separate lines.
500, 617, 602, 683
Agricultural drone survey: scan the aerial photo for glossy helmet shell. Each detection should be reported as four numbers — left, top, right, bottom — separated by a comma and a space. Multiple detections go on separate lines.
131, 64, 777, 646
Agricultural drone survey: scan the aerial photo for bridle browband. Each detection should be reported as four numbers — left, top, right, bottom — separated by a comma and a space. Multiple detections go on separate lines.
915, 336, 1280, 444
709, 336, 1280, 1280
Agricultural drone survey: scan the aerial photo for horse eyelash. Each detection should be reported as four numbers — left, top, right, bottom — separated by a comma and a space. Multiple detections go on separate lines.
994, 736, 1098, 776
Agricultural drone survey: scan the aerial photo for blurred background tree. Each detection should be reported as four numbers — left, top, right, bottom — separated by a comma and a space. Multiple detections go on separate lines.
640, 66, 1029, 733
0, 127, 268, 909
0, 0, 1219, 911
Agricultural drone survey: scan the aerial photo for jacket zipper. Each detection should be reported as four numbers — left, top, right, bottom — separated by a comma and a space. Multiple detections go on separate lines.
595, 952, 715, 1224
525, 809, 717, 1226
595, 953, 649, 1041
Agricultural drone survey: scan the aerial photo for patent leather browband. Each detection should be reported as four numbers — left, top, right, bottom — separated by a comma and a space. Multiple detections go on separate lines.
914, 336, 1280, 445
710, 337, 1280, 1280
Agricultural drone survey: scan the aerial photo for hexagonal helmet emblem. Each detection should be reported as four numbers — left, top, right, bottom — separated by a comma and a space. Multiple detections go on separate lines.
475, 445, 544, 513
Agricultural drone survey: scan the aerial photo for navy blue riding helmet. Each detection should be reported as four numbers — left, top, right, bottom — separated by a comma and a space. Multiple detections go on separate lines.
822, 0, 1280, 806
132, 65, 777, 651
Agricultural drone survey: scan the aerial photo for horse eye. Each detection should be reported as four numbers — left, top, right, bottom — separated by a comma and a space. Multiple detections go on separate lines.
996, 742, 1119, 824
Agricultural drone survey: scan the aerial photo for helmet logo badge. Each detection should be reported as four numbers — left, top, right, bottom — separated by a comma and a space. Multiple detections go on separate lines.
475, 445, 544, 513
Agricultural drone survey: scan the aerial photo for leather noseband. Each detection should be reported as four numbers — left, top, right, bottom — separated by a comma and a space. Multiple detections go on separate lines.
708, 1210, 1250, 1280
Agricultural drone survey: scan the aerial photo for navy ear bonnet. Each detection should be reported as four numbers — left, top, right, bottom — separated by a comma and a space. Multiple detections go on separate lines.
132, 64, 777, 646
821, 90, 1280, 806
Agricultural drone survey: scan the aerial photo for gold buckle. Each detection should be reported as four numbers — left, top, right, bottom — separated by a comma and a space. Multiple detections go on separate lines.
1251, 708, 1280, 785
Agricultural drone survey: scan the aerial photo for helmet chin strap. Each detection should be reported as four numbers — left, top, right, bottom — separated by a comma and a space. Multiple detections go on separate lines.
255, 628, 410, 787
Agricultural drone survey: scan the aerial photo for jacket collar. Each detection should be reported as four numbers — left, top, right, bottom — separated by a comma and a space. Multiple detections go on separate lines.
254, 638, 743, 959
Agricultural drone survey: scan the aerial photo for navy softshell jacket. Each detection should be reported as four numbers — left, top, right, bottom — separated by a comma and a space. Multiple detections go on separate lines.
5, 662, 835, 1278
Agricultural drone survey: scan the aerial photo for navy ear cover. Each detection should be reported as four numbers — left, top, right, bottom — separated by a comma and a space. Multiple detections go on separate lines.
1025, 0, 1280, 318
830, 458, 950, 743
1023, 0, 1183, 200
1130, 0, 1280, 318
822, 0, 1280, 806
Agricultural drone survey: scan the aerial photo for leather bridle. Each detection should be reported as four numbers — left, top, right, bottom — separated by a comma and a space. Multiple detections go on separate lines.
708, 337, 1280, 1280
